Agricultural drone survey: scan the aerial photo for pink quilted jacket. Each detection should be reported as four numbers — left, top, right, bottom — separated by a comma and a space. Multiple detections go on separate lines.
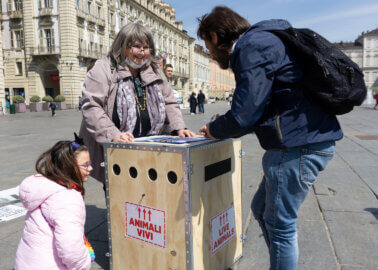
14, 175, 91, 270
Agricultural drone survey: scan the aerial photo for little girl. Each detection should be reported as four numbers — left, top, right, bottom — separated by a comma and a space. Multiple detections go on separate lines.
14, 136, 94, 270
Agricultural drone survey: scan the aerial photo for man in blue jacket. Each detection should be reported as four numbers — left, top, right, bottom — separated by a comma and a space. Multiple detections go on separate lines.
198, 6, 343, 270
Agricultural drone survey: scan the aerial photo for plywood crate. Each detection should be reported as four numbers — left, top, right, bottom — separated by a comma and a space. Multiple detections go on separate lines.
104, 138, 243, 270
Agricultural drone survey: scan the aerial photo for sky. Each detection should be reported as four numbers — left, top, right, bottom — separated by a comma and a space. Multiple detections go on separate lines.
164, 0, 378, 45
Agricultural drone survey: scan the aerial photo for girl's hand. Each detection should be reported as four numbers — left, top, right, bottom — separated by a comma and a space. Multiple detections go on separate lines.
177, 129, 196, 138
112, 132, 135, 142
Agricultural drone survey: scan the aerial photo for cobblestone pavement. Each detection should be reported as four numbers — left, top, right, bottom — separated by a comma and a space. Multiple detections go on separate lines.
0, 103, 377, 270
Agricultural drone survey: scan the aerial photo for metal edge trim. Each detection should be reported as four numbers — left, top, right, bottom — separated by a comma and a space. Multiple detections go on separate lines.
103, 144, 113, 269
183, 147, 193, 270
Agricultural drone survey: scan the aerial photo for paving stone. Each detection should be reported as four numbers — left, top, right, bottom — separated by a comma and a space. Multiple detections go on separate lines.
1, 105, 378, 270
297, 220, 338, 270
316, 169, 377, 212
324, 211, 378, 269
298, 191, 322, 222
339, 151, 378, 167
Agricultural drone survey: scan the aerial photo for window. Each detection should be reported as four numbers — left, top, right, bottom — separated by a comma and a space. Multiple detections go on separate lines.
14, 0, 22, 10
16, 62, 22, 75
39, 28, 55, 52
87, 1, 91, 14
97, 6, 101, 18
44, 0, 52, 8
38, 0, 51, 9
13, 88, 25, 97
11, 30, 24, 48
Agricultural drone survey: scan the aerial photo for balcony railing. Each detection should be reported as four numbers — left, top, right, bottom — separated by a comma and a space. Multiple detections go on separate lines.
97, 18, 105, 27
8, 10, 23, 19
39, 7, 53, 16
30, 46, 60, 55
86, 14, 96, 24
173, 71, 189, 78
79, 47, 106, 59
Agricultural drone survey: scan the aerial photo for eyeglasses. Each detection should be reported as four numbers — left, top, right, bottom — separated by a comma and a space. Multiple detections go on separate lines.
129, 45, 151, 53
79, 161, 92, 171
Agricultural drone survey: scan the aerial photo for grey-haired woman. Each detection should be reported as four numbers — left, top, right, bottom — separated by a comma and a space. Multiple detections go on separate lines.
80, 23, 195, 183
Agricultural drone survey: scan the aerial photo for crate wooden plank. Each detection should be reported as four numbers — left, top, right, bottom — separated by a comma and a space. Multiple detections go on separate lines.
106, 147, 186, 269
190, 140, 243, 270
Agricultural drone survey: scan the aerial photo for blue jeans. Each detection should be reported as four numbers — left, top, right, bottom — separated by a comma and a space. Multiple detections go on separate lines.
198, 102, 204, 113
251, 142, 335, 270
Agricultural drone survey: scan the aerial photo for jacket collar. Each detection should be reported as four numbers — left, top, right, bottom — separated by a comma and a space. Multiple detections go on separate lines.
115, 63, 162, 87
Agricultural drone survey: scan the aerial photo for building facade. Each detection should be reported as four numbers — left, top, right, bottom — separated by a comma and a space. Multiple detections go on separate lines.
209, 58, 235, 99
336, 28, 378, 92
189, 44, 210, 96
0, 0, 193, 107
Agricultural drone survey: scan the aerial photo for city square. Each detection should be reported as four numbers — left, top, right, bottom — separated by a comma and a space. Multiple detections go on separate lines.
0, 102, 377, 269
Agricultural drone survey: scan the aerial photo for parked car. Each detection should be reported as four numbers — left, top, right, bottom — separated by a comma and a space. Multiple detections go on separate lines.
208, 97, 216, 104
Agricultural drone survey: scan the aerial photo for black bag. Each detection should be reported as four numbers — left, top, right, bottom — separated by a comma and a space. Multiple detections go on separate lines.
268, 28, 367, 115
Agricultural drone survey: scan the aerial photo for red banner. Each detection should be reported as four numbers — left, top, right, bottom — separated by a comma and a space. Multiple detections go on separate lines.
50, 74, 59, 86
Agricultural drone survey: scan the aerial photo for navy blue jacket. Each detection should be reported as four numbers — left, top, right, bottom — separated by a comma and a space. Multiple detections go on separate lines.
209, 20, 343, 149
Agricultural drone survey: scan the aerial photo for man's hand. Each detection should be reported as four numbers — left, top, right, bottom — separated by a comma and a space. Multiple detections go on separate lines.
177, 129, 196, 138
112, 132, 135, 143
199, 123, 217, 140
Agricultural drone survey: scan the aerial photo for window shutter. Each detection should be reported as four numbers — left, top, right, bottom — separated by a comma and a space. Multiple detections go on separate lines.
10, 30, 14, 48
39, 29, 43, 50
20, 30, 24, 48
8, 2, 12, 12
38, 0, 41, 9
51, 28, 55, 47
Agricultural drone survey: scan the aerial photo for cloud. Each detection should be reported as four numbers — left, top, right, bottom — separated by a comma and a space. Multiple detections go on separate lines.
294, 4, 378, 26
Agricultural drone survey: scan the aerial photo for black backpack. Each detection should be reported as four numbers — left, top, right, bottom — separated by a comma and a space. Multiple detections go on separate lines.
268, 28, 367, 115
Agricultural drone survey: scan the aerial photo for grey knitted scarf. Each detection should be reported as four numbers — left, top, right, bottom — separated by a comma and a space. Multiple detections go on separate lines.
116, 78, 166, 135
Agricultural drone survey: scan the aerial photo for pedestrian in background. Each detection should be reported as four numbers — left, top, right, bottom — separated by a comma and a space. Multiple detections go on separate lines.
188, 92, 197, 115
78, 96, 83, 112
197, 90, 206, 113
228, 93, 233, 106
374, 92, 378, 110
198, 6, 342, 270
14, 138, 94, 270
49, 99, 57, 117
80, 22, 195, 184
164, 64, 173, 80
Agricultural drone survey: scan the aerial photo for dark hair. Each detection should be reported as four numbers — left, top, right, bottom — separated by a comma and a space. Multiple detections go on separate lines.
197, 6, 250, 49
164, 63, 173, 71
35, 141, 88, 194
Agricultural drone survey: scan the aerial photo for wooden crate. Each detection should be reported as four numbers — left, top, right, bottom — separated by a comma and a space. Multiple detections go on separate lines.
104, 138, 243, 270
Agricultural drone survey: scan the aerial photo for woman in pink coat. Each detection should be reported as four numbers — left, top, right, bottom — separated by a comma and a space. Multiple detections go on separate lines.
14, 138, 93, 270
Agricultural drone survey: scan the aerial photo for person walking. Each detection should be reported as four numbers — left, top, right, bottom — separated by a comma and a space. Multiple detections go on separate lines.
198, 6, 343, 270
188, 92, 197, 115
374, 92, 378, 110
78, 96, 83, 112
79, 23, 195, 185
49, 99, 57, 117
197, 90, 206, 113
14, 137, 94, 270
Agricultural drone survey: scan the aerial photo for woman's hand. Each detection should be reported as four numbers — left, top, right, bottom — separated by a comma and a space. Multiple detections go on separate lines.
112, 132, 135, 143
177, 129, 196, 138
199, 123, 217, 140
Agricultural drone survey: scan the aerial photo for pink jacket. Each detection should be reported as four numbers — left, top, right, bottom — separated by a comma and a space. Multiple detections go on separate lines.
14, 175, 91, 270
